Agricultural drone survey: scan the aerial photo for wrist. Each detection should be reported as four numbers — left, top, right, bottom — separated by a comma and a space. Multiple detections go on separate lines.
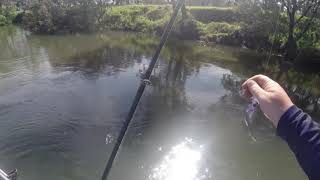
274, 102, 295, 128
276, 105, 300, 139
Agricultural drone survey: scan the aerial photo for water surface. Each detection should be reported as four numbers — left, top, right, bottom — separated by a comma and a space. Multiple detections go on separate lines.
0, 26, 318, 180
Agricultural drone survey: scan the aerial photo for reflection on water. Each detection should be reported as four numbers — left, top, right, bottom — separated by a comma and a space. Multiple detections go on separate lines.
0, 26, 318, 180
149, 138, 203, 180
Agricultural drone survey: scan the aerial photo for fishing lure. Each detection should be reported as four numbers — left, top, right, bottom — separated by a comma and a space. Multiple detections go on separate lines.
244, 97, 259, 142
245, 97, 259, 126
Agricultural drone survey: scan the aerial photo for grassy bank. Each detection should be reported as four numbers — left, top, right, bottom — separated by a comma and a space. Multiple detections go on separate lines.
101, 5, 248, 46
100, 5, 320, 56
15, 3, 320, 57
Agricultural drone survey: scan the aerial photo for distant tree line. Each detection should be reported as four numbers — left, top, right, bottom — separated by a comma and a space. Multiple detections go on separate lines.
108, 0, 233, 6
1, 0, 320, 61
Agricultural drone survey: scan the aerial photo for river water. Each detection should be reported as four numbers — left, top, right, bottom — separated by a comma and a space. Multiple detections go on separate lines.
1, 26, 318, 180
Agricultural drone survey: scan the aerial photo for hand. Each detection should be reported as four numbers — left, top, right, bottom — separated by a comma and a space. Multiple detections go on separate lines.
241, 75, 294, 127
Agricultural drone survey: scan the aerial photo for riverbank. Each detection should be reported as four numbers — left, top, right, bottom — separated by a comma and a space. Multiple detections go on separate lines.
20, 3, 275, 50
99, 5, 320, 63
99, 5, 320, 65
100, 5, 268, 48
2, 3, 320, 66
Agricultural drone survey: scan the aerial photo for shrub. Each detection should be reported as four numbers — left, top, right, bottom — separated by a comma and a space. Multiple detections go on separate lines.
12, 12, 25, 24
200, 22, 241, 42
172, 17, 203, 40
205, 22, 241, 34
0, 15, 7, 26
23, 0, 98, 34
23, 1, 55, 34
5, 6, 18, 22
102, 5, 247, 44
0, 6, 19, 25
146, 6, 169, 20
102, 5, 172, 33
188, 6, 240, 23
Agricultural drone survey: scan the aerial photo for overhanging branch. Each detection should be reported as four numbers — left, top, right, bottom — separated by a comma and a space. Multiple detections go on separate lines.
295, 3, 320, 41
295, 5, 312, 25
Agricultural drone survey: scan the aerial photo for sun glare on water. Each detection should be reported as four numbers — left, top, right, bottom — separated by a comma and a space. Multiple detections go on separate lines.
149, 138, 206, 180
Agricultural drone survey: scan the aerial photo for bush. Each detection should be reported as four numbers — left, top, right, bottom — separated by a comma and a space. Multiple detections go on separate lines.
23, 0, 97, 34
0, 6, 19, 26
23, 1, 55, 34
5, 6, 18, 22
102, 5, 246, 43
0, 15, 7, 26
12, 12, 25, 24
146, 7, 168, 20
199, 22, 242, 44
101, 5, 171, 33
205, 22, 241, 34
296, 18, 320, 49
188, 6, 240, 23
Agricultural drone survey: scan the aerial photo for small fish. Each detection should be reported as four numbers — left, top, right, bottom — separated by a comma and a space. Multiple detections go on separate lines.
239, 89, 259, 142
244, 97, 259, 142
245, 97, 259, 126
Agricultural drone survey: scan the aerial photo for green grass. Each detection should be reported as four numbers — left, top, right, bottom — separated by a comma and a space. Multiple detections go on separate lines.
101, 5, 244, 43
101, 5, 172, 32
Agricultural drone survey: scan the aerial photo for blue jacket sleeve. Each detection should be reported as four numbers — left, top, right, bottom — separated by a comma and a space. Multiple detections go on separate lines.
277, 105, 320, 180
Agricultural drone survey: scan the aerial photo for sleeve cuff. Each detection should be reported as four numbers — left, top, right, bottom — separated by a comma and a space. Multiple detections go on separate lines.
276, 105, 301, 140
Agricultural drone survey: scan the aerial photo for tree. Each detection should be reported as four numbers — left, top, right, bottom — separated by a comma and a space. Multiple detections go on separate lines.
281, 0, 320, 60
24, 0, 100, 33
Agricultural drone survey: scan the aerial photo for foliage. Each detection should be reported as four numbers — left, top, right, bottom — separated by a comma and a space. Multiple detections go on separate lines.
101, 5, 283, 48
296, 18, 320, 49
199, 22, 241, 42
187, 6, 239, 23
101, 5, 171, 32
0, 14, 6, 26
23, 0, 99, 34
270, 14, 320, 50
6, 0, 320, 53
204, 22, 240, 35
0, 5, 19, 26
108, 0, 232, 7
277, 0, 320, 60
23, 1, 54, 33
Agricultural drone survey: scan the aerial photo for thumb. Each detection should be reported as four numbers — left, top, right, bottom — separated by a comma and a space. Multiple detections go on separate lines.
246, 80, 266, 99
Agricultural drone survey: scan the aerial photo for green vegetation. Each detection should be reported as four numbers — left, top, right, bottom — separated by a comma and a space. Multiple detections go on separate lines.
100, 5, 246, 44
1, 0, 319, 63
187, 6, 239, 23
101, 5, 275, 48
199, 22, 241, 42
22, 0, 98, 34
0, 6, 19, 26
101, 5, 171, 33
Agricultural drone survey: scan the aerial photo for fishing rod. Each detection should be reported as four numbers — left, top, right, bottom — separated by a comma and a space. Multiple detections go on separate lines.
0, 168, 17, 180
100, 0, 185, 179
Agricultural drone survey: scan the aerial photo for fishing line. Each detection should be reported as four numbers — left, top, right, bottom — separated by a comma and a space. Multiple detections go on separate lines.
244, 11, 281, 142
100, 1, 185, 179
265, 11, 281, 69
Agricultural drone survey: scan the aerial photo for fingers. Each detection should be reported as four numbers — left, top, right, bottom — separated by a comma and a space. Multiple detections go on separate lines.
246, 74, 272, 88
242, 79, 267, 100
241, 74, 273, 100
